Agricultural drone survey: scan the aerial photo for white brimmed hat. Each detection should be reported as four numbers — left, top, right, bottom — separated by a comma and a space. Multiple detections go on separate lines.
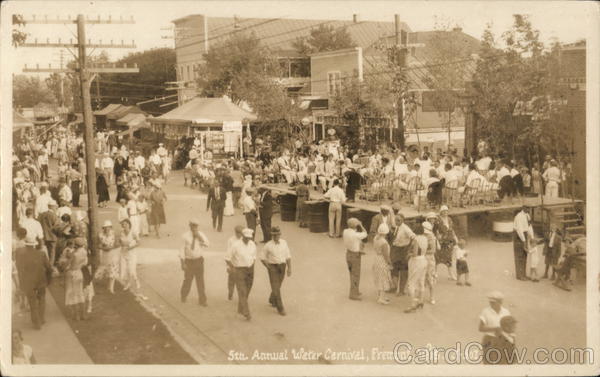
102, 220, 113, 228
422, 221, 433, 231
241, 228, 254, 238
440, 205, 449, 212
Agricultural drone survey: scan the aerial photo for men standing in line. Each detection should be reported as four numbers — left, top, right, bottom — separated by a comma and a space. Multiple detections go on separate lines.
260, 226, 292, 316
343, 218, 368, 300
206, 177, 226, 232
180, 218, 210, 306
225, 228, 257, 321
390, 213, 416, 295
15, 234, 53, 330
323, 179, 346, 238
513, 206, 533, 281
242, 187, 258, 239
226, 226, 244, 300
258, 187, 273, 243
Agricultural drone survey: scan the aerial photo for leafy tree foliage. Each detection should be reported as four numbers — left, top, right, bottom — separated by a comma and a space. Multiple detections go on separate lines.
13, 75, 57, 108
293, 24, 356, 55
12, 14, 27, 47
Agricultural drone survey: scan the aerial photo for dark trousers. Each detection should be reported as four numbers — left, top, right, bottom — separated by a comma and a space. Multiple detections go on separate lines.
40, 164, 49, 181
245, 212, 257, 239
259, 211, 272, 242
227, 269, 236, 299
267, 263, 287, 312
234, 265, 254, 317
71, 181, 81, 207
211, 206, 224, 231
45, 240, 56, 266
26, 287, 46, 328
346, 186, 357, 201
181, 258, 206, 304
346, 251, 362, 298
513, 233, 528, 280
391, 245, 409, 293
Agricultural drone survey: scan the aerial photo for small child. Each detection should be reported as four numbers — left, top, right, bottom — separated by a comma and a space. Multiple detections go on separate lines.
487, 315, 517, 364
81, 264, 94, 315
455, 239, 471, 286
118, 198, 129, 223
527, 236, 543, 282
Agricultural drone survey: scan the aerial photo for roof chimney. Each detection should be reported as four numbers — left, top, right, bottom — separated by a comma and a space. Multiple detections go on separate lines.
353, 14, 359, 23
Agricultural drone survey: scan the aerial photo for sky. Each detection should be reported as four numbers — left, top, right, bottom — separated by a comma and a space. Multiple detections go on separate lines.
5, 0, 597, 77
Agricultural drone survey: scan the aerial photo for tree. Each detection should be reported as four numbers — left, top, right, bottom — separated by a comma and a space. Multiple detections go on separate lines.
422, 22, 474, 152
197, 32, 303, 150
46, 73, 73, 109
471, 15, 570, 163
12, 14, 27, 47
13, 75, 57, 108
293, 24, 356, 55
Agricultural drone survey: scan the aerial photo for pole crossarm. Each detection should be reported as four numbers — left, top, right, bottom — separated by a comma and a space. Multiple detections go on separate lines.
20, 16, 135, 24
23, 67, 140, 73
22, 42, 136, 48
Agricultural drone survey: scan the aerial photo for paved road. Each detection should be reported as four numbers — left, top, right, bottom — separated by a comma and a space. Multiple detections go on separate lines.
93, 170, 586, 365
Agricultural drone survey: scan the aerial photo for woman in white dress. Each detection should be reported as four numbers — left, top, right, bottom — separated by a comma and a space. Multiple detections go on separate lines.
405, 225, 428, 313
372, 223, 393, 305
96, 220, 119, 293
119, 219, 140, 293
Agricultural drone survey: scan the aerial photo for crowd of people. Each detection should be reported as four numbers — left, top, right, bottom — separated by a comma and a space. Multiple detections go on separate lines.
11, 124, 584, 365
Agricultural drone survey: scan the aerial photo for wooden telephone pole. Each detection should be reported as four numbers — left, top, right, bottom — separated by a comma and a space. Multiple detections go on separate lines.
20, 14, 138, 265
395, 14, 408, 150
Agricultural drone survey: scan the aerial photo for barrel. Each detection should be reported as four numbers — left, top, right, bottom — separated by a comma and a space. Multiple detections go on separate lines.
308, 201, 329, 233
491, 211, 514, 242
280, 194, 297, 222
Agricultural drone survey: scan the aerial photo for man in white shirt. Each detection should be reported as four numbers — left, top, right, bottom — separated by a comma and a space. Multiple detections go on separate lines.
101, 153, 115, 184
390, 213, 416, 294
225, 228, 257, 320
180, 218, 210, 306
20, 208, 44, 248
260, 226, 292, 315
58, 180, 72, 205
479, 290, 511, 362
34, 183, 52, 218
513, 206, 533, 281
226, 226, 244, 300
343, 218, 367, 300
542, 160, 561, 198
277, 152, 296, 184
157, 143, 168, 158
38, 149, 49, 181
242, 188, 258, 238
134, 151, 145, 171
323, 179, 346, 238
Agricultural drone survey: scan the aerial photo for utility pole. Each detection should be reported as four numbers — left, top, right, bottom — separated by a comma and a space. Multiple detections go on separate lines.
95, 74, 101, 110
395, 14, 407, 150
19, 14, 138, 267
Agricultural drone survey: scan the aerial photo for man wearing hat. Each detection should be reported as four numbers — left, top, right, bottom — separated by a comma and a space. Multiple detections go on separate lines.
101, 152, 114, 184
180, 218, 210, 306
390, 213, 416, 295
226, 226, 245, 300
225, 228, 257, 320
343, 218, 368, 300
242, 187, 258, 239
369, 205, 396, 242
513, 206, 533, 281
38, 199, 59, 270
344, 163, 363, 202
37, 148, 49, 181
260, 226, 292, 315
35, 182, 52, 218
206, 177, 227, 232
15, 234, 53, 330
478, 290, 511, 362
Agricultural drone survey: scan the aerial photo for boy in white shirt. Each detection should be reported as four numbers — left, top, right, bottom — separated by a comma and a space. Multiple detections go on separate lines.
118, 199, 129, 223
455, 239, 471, 286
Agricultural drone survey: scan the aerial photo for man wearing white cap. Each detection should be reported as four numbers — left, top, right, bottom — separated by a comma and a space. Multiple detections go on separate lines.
343, 218, 368, 300
479, 291, 511, 362
180, 218, 210, 306
15, 234, 53, 330
225, 228, 257, 320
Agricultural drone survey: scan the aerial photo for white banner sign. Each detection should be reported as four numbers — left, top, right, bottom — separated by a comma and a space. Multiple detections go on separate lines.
222, 120, 243, 132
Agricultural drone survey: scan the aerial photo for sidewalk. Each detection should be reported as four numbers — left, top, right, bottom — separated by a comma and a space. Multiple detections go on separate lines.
12, 288, 93, 364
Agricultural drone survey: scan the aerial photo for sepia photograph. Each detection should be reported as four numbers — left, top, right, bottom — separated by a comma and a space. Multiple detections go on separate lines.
1, 1, 598, 376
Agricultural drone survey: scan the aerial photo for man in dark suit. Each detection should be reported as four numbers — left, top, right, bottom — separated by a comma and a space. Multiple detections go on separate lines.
206, 177, 227, 232
15, 235, 53, 330
258, 187, 274, 243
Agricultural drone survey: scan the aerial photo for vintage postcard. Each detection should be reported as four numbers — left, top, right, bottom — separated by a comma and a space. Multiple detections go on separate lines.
1, 0, 598, 376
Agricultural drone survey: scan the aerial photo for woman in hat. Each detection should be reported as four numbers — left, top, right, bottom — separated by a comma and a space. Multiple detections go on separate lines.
96, 168, 110, 208
422, 221, 437, 305
149, 180, 167, 238
295, 177, 311, 227
96, 220, 118, 294
435, 206, 458, 280
119, 219, 140, 293
64, 237, 88, 320
372, 223, 393, 305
